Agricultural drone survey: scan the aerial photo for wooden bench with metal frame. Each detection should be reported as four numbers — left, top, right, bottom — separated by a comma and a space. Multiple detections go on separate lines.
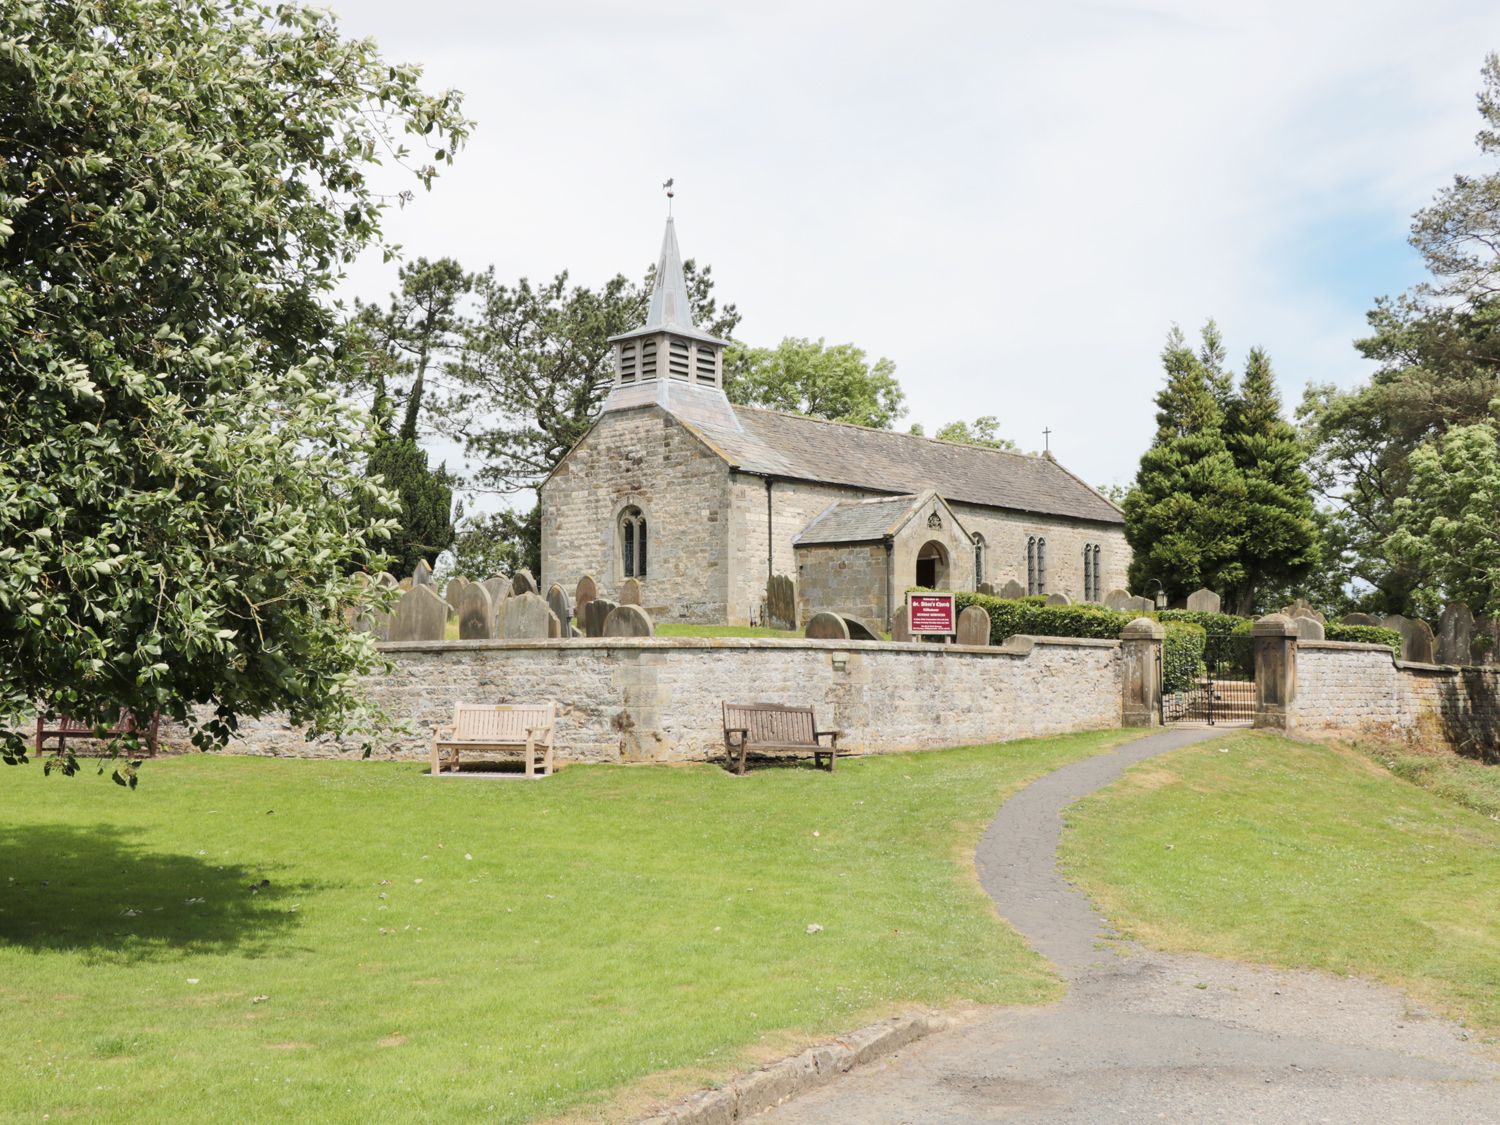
35, 710, 160, 757
430, 702, 557, 778
721, 702, 841, 775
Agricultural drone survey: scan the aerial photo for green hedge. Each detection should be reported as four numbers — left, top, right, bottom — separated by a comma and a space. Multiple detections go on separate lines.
953, 592, 1133, 645
1155, 609, 1246, 637
1324, 623, 1402, 655
1161, 622, 1207, 694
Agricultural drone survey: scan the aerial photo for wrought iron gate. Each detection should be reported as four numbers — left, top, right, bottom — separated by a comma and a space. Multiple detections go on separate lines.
1161, 633, 1255, 725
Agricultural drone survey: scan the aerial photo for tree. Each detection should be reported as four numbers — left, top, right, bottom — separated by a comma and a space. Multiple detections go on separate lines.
362, 439, 455, 579
1123, 326, 1247, 602
932, 416, 1017, 450
450, 261, 738, 496
1223, 347, 1319, 613
1386, 416, 1500, 618
0, 0, 469, 768
448, 505, 541, 582
724, 338, 905, 429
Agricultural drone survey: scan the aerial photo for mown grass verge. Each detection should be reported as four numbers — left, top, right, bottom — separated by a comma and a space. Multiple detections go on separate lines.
1061, 732, 1500, 1036
0, 729, 1132, 1123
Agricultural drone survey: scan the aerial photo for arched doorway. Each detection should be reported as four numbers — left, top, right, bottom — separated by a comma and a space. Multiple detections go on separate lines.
916, 540, 949, 589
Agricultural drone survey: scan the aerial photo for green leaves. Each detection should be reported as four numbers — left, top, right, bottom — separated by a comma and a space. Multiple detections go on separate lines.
723, 337, 905, 430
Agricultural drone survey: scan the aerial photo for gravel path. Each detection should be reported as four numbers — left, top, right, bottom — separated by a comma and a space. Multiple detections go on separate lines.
760, 727, 1500, 1123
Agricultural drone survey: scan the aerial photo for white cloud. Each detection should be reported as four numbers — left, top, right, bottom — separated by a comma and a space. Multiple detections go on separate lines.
328, 0, 1500, 499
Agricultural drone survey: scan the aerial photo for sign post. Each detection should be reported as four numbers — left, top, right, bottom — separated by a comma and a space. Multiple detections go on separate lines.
907, 592, 956, 640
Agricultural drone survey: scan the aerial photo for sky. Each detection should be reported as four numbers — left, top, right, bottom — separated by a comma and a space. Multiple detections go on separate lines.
323, 0, 1500, 504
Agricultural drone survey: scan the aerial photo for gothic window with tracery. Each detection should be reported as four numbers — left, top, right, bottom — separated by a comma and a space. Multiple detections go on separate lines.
619, 506, 647, 578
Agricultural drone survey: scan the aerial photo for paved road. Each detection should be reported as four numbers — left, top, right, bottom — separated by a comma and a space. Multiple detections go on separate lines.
761, 728, 1500, 1123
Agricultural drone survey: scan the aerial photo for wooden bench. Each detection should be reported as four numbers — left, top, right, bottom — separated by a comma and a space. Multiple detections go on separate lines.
721, 702, 840, 775
35, 710, 160, 757
431, 702, 557, 778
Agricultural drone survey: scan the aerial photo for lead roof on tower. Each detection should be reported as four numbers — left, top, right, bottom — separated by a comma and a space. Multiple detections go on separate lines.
609, 217, 727, 347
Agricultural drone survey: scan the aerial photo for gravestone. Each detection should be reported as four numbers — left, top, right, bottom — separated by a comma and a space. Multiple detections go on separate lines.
891, 605, 913, 642
1044, 593, 1071, 606
546, 583, 575, 638
840, 615, 881, 641
511, 569, 538, 596
1438, 602, 1475, 665
1000, 579, 1026, 600
1127, 595, 1155, 613
398, 577, 413, 592
387, 585, 447, 642
348, 573, 391, 640
481, 576, 509, 608
976, 582, 996, 596
619, 577, 642, 606
496, 591, 552, 640
456, 583, 494, 640
1474, 616, 1500, 664
765, 574, 796, 630
956, 605, 991, 646
1104, 589, 1134, 612
1185, 587, 1221, 614
1292, 614, 1325, 642
575, 575, 597, 620
374, 571, 399, 588
804, 611, 850, 640
443, 576, 469, 618
603, 604, 654, 637
583, 598, 618, 638
1340, 612, 1381, 627
412, 559, 434, 587
548, 608, 564, 638
1281, 598, 1325, 624
1383, 614, 1435, 663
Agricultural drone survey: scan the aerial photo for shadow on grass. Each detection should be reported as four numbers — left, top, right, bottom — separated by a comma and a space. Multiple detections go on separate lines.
0, 824, 308, 962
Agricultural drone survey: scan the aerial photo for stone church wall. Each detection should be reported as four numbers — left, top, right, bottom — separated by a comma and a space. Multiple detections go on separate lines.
193, 635, 1124, 763
541, 407, 732, 621
949, 503, 1129, 602
794, 542, 889, 626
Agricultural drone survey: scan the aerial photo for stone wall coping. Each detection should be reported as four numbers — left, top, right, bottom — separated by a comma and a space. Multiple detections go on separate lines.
1299, 640, 1500, 675
377, 634, 1120, 657
1298, 640, 1398, 654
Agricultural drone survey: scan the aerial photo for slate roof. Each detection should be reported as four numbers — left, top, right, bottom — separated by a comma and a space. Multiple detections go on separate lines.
794, 494, 928, 545
680, 405, 1124, 525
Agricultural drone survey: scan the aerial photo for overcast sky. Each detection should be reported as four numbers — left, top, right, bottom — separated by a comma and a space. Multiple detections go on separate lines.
325, 0, 1500, 502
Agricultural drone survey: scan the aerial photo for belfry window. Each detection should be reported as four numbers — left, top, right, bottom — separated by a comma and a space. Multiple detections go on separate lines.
620, 506, 648, 578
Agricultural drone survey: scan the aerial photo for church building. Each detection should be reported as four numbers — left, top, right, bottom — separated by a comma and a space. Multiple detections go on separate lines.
539, 218, 1130, 628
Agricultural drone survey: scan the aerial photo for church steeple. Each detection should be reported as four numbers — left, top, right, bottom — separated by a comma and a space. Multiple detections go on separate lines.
608, 216, 726, 391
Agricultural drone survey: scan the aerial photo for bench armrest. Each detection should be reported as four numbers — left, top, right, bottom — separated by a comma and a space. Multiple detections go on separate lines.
524, 725, 552, 735
433, 724, 455, 739
814, 730, 844, 742
724, 727, 749, 746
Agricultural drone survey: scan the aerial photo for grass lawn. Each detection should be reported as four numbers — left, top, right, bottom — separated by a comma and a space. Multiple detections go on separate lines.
1061, 732, 1500, 1036
0, 729, 1133, 1123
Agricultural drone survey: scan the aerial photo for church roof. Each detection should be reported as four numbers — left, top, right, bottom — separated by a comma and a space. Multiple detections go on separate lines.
680, 406, 1125, 525
608, 217, 725, 347
795, 492, 954, 545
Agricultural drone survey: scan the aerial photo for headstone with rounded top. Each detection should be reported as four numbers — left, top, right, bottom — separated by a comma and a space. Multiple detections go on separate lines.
1474, 616, 1500, 664
1000, 579, 1026, 600
511, 569, 538, 596
1044, 593, 1071, 607
619, 577, 642, 606
388, 584, 447, 642
374, 571, 399, 588
603, 604, 654, 637
481, 576, 509, 607
1281, 598, 1325, 624
804, 611, 850, 640
457, 583, 494, 640
412, 558, 434, 587
891, 605, 913, 642
443, 575, 469, 618
496, 591, 551, 639
1292, 614, 1325, 641
583, 597, 618, 638
575, 575, 597, 619
956, 605, 991, 646
1185, 587, 1221, 614
977, 582, 996, 596
1438, 602, 1475, 665
840, 615, 880, 641
1383, 614, 1435, 663
1340, 612, 1381, 627
1104, 589, 1134, 612
765, 574, 796, 630
546, 583, 575, 638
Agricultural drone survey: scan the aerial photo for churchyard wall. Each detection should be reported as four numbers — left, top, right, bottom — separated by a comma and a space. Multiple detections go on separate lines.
540, 407, 732, 621
1294, 641, 1500, 759
205, 635, 1124, 763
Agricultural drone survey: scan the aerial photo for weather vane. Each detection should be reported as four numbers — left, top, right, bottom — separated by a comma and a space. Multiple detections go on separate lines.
662, 177, 674, 216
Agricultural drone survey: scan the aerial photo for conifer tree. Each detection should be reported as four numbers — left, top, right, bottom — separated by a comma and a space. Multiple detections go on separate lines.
1124, 327, 1247, 601
1224, 348, 1319, 613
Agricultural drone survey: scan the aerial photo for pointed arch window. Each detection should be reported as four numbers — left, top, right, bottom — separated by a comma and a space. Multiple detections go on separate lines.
973, 533, 986, 589
619, 506, 648, 579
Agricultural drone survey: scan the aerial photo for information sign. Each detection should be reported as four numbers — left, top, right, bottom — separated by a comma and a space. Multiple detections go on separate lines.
908, 592, 956, 635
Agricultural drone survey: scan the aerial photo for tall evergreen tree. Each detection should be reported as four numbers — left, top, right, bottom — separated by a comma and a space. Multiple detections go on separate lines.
1124, 327, 1247, 601
1224, 348, 1319, 613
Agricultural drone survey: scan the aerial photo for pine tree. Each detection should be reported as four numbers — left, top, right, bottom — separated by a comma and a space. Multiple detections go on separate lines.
1223, 348, 1319, 613
1124, 327, 1248, 601
364, 439, 455, 579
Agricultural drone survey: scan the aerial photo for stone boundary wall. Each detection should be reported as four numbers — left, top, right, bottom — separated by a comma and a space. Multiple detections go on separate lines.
204, 636, 1124, 763
1294, 641, 1500, 759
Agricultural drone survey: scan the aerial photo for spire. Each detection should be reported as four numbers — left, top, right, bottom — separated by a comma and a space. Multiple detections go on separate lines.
643, 217, 695, 333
